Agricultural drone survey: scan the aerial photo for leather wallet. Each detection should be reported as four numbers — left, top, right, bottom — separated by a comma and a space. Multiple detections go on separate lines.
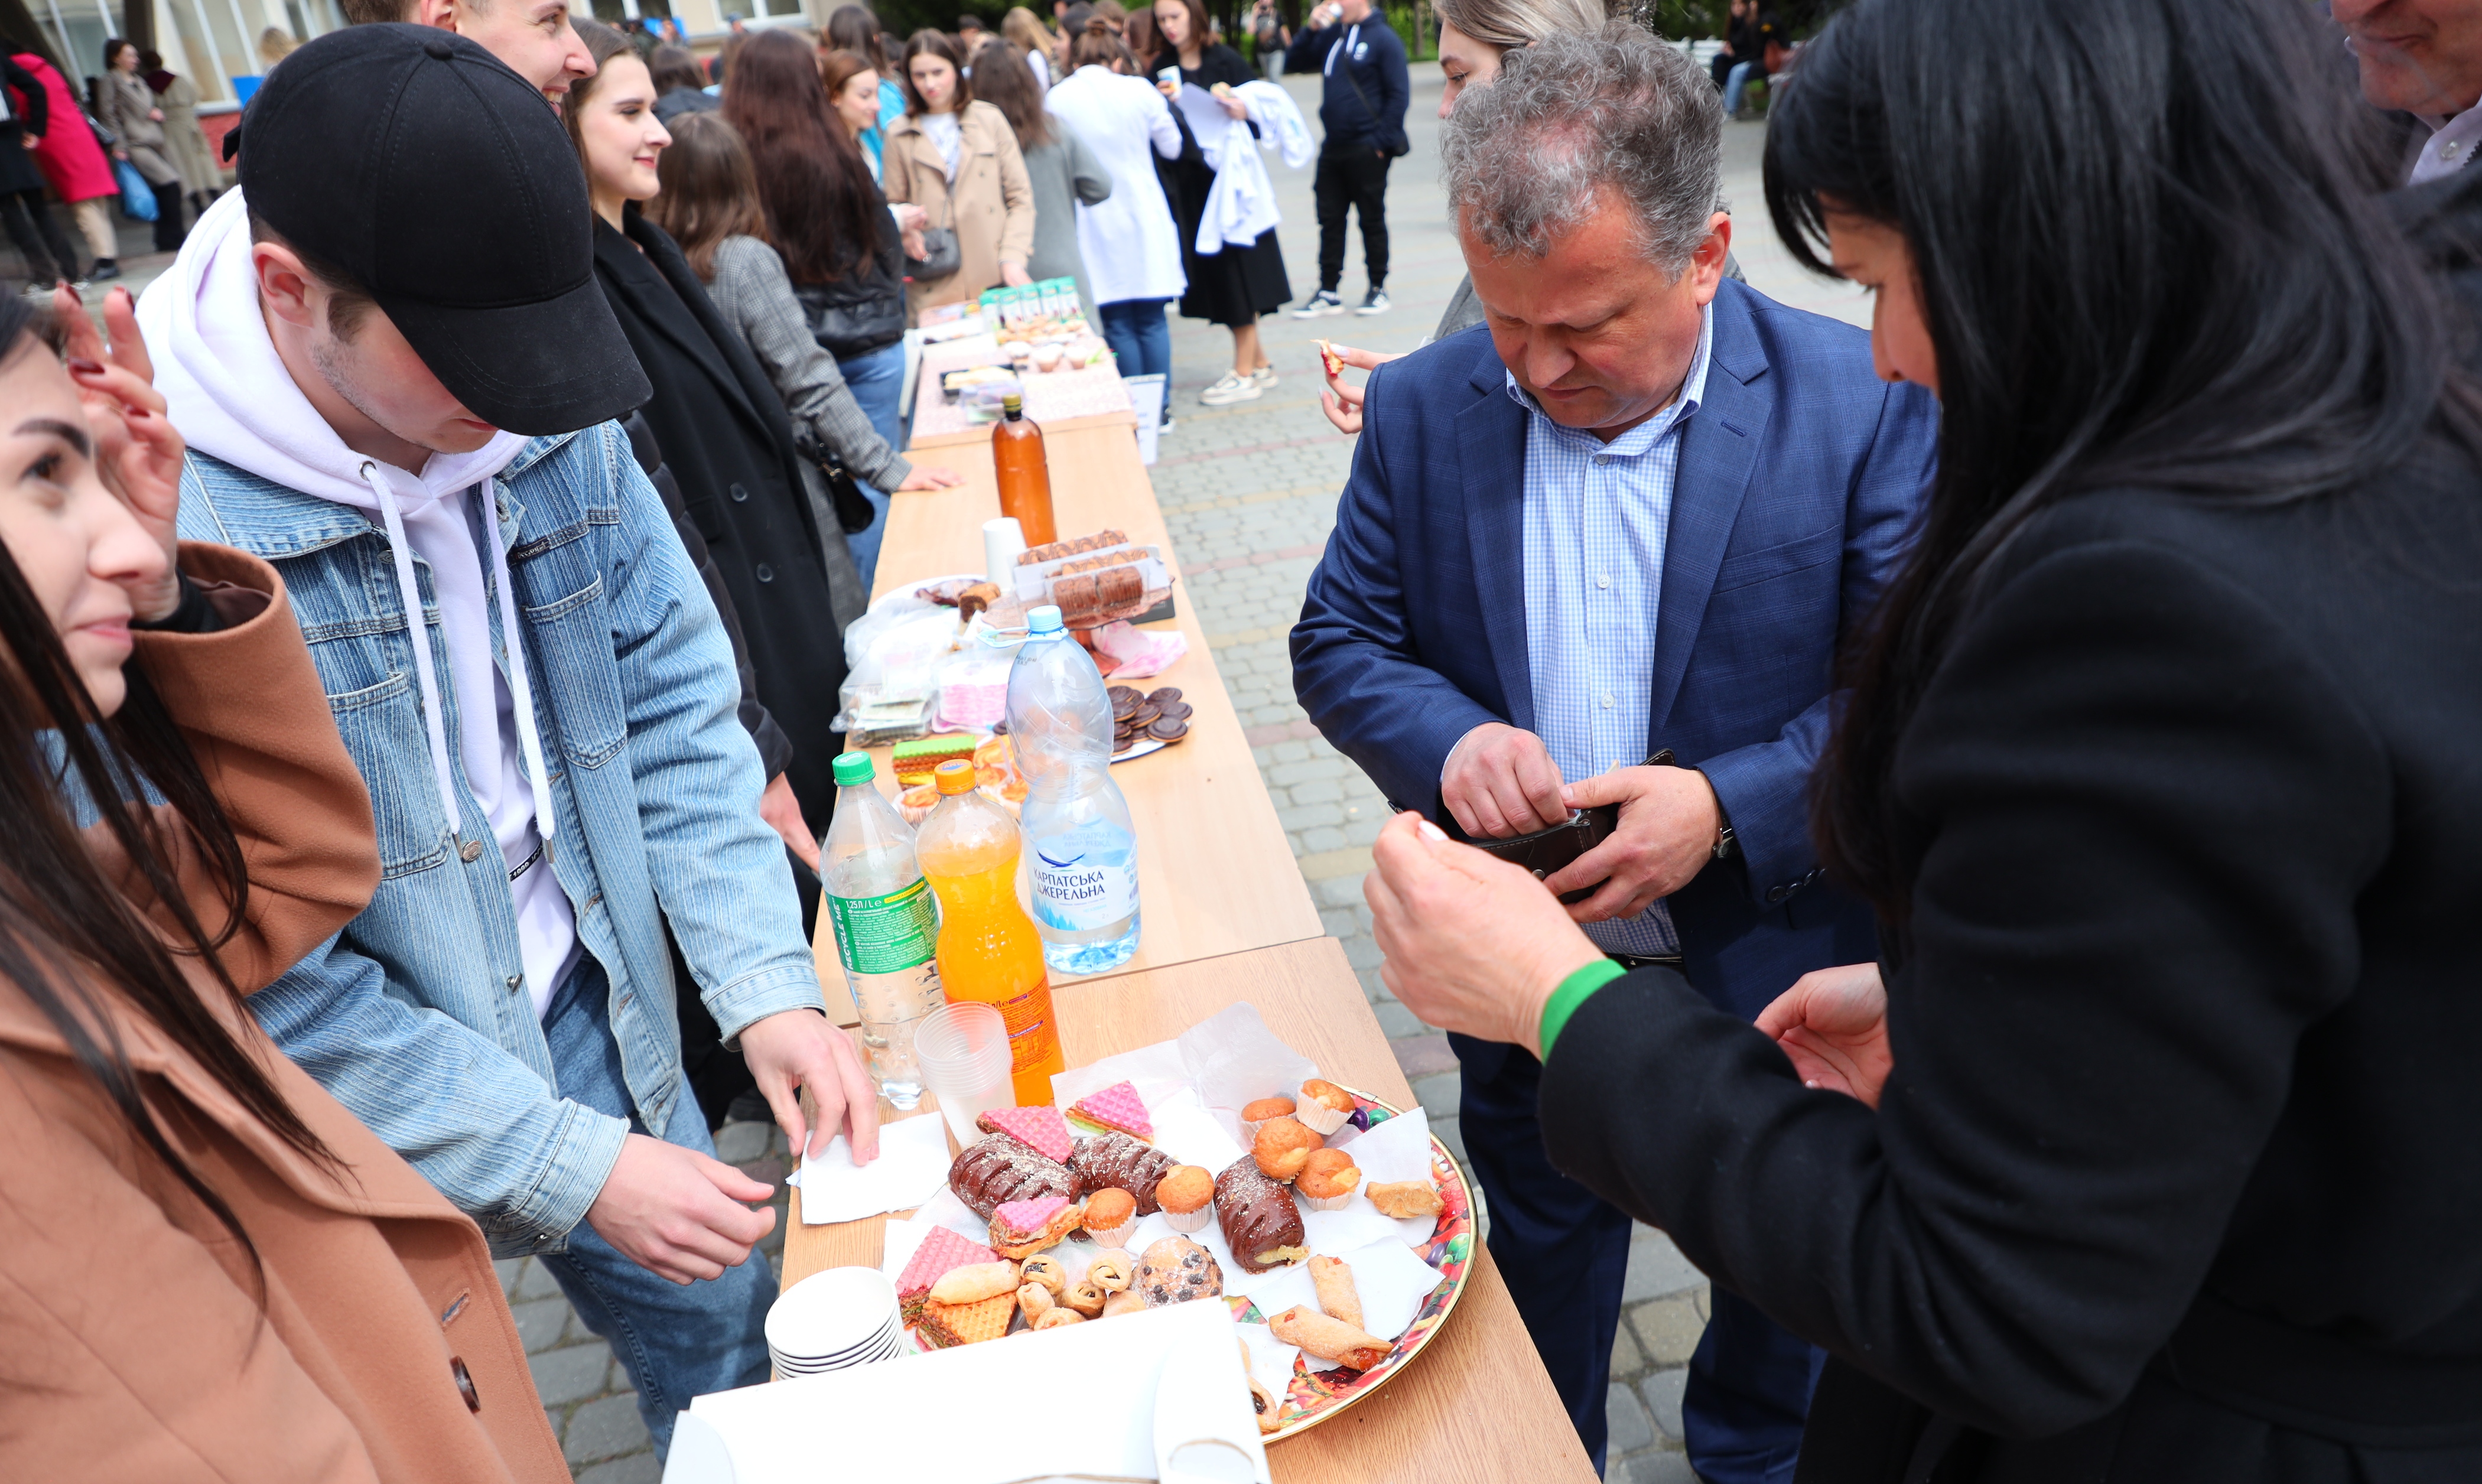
1452, 806, 1621, 904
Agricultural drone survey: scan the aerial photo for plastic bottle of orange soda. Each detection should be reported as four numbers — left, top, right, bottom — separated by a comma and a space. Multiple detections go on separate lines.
915, 757, 1063, 1105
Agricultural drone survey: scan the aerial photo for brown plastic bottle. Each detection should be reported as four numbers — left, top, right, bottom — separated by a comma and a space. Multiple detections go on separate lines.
991, 391, 1057, 549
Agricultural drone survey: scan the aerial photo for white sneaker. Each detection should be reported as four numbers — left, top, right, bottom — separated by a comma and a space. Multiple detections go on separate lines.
1355, 289, 1392, 316
1292, 289, 1346, 318
1251, 365, 1278, 389
1199, 372, 1263, 406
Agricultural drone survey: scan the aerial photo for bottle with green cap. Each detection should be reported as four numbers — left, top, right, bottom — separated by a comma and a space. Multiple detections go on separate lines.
822, 750, 944, 1109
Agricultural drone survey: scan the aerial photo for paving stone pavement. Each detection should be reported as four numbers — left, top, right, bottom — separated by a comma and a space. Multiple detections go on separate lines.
510, 63, 1866, 1482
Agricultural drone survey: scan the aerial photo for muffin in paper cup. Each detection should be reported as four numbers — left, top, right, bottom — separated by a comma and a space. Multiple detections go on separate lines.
1295, 1148, 1361, 1212
1085, 1218, 1137, 1248
1151, 1164, 1217, 1234
1293, 1078, 1356, 1136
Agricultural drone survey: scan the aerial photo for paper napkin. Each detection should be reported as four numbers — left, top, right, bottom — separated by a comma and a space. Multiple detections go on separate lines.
792, 1114, 954, 1224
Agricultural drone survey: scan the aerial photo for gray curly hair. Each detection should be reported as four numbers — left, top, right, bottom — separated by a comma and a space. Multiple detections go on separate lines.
1440, 21, 1722, 273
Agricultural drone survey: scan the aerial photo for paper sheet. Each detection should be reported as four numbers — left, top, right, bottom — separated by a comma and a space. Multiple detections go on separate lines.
1234, 1321, 1303, 1397
1329, 1107, 1445, 1246
1176, 1002, 1321, 1140
792, 1113, 954, 1224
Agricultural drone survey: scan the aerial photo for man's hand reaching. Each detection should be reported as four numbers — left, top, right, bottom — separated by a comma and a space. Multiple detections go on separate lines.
739, 1008, 880, 1164
1541, 765, 1720, 923
1439, 723, 1568, 839
587, 1134, 778, 1284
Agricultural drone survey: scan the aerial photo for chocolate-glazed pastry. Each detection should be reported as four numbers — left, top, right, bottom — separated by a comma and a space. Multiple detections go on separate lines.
949, 1135, 1078, 1220
1216, 1157, 1309, 1273
1069, 1131, 1179, 1213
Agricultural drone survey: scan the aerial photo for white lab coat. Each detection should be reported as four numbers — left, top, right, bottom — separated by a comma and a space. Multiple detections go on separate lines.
1045, 65, 1189, 305
1195, 80, 1310, 255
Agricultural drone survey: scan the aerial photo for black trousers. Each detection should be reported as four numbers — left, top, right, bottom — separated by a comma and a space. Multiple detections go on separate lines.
1314, 145, 1390, 292
147, 177, 184, 253
1, 188, 79, 284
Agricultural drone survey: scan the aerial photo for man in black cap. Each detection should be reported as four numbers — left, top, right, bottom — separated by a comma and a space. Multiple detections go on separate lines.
142, 27, 879, 1456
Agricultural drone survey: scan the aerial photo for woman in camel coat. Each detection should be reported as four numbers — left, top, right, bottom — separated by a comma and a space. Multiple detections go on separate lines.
0, 292, 565, 1484
881, 28, 1035, 317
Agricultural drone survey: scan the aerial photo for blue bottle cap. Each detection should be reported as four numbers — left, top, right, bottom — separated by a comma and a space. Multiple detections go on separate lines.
1027, 604, 1065, 634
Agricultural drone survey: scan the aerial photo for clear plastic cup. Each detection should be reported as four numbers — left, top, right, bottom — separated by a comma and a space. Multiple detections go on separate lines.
915, 1000, 1020, 1145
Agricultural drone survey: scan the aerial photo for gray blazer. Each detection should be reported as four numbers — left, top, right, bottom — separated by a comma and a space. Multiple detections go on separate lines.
702, 233, 912, 496
1020, 123, 1111, 323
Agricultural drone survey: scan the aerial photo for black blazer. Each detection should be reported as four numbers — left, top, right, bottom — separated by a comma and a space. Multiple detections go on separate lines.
1539, 461, 2482, 1480
592, 213, 847, 827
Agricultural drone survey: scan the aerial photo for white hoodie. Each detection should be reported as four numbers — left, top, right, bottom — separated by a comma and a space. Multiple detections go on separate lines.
142, 190, 580, 1016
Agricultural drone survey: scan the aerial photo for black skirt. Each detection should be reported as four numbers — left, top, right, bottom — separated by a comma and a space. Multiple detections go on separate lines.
1158, 44, 1293, 327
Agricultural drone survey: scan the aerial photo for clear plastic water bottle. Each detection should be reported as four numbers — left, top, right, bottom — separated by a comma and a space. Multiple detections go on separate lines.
1006, 606, 1141, 974
821, 751, 944, 1108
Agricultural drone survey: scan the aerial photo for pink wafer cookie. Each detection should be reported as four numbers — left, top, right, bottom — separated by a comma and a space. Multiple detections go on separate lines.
978, 1104, 1074, 1163
1068, 1080, 1153, 1140
896, 1225, 1001, 1323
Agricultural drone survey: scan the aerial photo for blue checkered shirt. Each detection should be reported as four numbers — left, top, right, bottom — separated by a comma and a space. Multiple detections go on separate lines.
1511, 304, 1714, 956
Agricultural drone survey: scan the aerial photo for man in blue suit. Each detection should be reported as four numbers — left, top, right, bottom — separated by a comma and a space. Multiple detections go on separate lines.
1291, 28, 1937, 1482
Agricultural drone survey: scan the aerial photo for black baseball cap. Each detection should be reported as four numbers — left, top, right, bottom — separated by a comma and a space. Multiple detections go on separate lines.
236, 25, 648, 435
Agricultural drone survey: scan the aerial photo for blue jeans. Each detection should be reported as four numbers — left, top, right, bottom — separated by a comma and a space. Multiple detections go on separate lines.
1723, 59, 1758, 113
1099, 300, 1173, 412
835, 339, 908, 587
537, 956, 774, 1460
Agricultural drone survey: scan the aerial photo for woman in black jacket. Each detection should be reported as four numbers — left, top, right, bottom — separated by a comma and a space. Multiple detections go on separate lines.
1362, 1, 2482, 1480
1150, 0, 1291, 406
565, 24, 853, 857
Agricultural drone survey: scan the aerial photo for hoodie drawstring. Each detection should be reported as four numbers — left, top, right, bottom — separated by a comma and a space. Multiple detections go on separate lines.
362, 460, 464, 839
480, 484, 559, 851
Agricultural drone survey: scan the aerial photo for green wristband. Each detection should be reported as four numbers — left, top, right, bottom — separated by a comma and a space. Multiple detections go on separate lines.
1538, 958, 1628, 1058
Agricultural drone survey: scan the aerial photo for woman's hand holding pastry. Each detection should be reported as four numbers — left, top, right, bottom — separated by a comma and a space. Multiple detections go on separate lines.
1366, 810, 1604, 1058
57, 285, 184, 622
1754, 962, 1892, 1108
1316, 342, 1401, 436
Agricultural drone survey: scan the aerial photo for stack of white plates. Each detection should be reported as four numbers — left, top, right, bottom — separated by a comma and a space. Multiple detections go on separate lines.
767, 1267, 904, 1378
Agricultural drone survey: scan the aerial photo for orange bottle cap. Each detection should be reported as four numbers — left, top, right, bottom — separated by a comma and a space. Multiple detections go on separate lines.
933, 757, 978, 794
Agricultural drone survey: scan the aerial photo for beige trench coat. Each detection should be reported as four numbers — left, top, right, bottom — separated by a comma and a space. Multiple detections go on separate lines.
155, 71, 224, 196
881, 99, 1037, 318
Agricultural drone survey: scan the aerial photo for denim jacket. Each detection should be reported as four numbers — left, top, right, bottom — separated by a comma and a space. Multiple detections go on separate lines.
177, 422, 825, 1257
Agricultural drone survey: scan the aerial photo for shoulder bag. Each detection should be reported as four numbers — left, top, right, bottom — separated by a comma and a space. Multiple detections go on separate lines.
900, 132, 963, 280
793, 430, 880, 535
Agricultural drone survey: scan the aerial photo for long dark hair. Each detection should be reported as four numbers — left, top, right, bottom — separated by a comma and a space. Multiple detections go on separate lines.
1765, 0, 2473, 923
901, 28, 973, 114
828, 3, 893, 69
0, 298, 342, 1288
971, 39, 1051, 150
722, 28, 885, 283
646, 112, 773, 281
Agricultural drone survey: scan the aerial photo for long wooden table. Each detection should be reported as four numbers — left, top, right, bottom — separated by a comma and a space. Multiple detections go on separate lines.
812, 415, 1323, 1018
783, 937, 1598, 1484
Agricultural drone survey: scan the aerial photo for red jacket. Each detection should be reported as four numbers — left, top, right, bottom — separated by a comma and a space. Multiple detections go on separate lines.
9, 51, 117, 201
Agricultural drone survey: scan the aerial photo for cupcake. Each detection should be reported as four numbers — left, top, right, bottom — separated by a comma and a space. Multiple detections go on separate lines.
1252, 1115, 1322, 1182
1294, 1078, 1355, 1136
1154, 1163, 1216, 1233
1294, 1148, 1362, 1211
1081, 1187, 1138, 1249
1240, 1095, 1296, 1145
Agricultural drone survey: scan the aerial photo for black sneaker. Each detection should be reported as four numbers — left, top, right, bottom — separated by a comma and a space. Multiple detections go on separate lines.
1292, 288, 1346, 318
1355, 288, 1391, 317
89, 259, 122, 281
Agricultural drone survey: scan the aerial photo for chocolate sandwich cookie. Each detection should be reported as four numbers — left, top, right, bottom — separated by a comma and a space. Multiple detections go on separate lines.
1108, 685, 1141, 704
1147, 718, 1190, 743
1151, 701, 1192, 722
1147, 688, 1182, 704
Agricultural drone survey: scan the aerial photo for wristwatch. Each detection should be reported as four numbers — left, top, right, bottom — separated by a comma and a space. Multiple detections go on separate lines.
1645, 747, 1738, 860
